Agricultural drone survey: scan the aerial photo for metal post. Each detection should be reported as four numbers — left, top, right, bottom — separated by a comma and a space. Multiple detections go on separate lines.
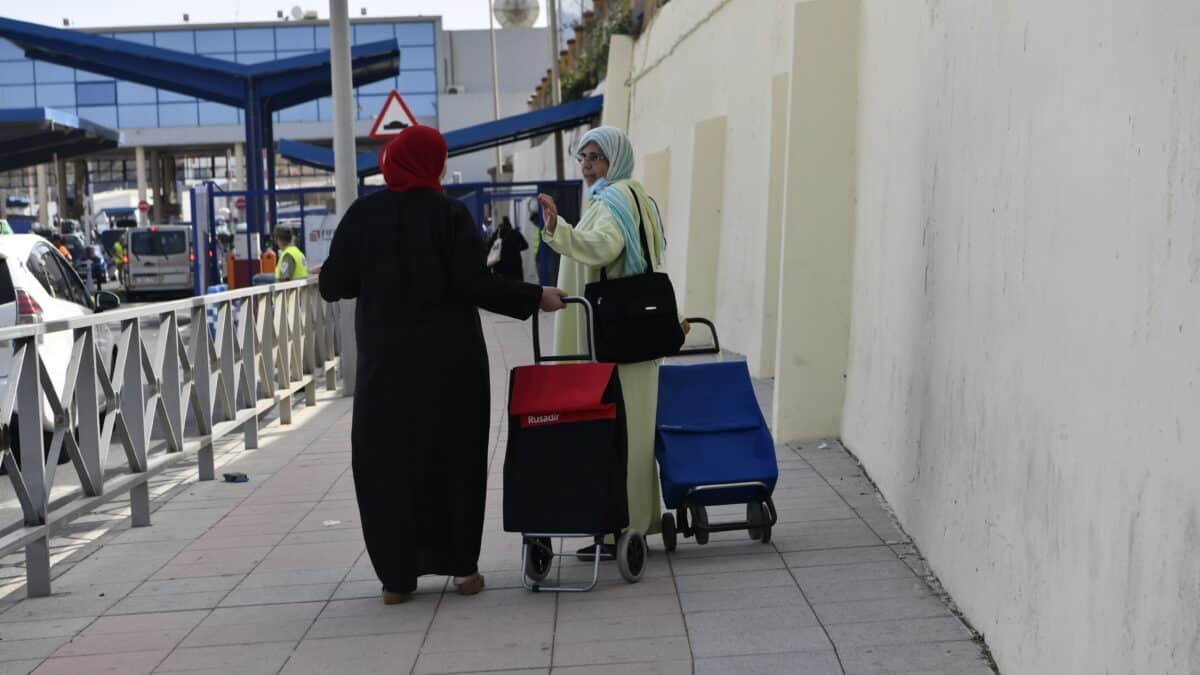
241, 295, 259, 449
149, 150, 162, 224
120, 319, 148, 473
130, 482, 151, 528
136, 146, 148, 226
269, 289, 291, 425
73, 159, 88, 220
83, 179, 96, 294
190, 304, 215, 480
75, 328, 102, 495
54, 156, 67, 228
548, 0, 565, 180
16, 338, 49, 596
330, 0, 357, 397
488, 0, 504, 182
36, 163, 49, 228
233, 143, 245, 190
243, 85, 263, 284
159, 312, 183, 452
264, 115, 278, 232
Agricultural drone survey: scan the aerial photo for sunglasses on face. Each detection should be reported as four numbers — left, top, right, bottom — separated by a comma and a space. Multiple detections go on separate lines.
576, 151, 607, 164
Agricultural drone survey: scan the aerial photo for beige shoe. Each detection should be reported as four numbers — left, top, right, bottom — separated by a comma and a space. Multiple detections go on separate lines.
382, 589, 411, 605
453, 573, 485, 596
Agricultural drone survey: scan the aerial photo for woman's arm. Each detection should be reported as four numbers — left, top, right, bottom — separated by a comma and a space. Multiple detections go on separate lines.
538, 199, 625, 268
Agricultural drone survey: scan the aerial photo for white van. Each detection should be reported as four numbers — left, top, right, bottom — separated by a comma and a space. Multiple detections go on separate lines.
123, 226, 194, 300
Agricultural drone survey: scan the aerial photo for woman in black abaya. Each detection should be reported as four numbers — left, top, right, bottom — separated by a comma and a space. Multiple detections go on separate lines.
319, 126, 566, 603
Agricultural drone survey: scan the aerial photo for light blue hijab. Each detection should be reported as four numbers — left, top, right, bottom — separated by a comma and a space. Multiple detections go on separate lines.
579, 127, 665, 275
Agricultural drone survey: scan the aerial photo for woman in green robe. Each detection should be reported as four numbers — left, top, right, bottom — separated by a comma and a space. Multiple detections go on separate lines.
537, 126, 687, 557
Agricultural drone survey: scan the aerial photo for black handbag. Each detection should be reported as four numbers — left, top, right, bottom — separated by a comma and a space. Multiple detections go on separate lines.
584, 191, 685, 363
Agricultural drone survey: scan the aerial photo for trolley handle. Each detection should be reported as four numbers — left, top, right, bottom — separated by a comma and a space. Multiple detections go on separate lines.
532, 296, 596, 364
675, 317, 721, 356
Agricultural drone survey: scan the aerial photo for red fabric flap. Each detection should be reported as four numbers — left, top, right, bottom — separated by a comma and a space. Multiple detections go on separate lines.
509, 363, 617, 418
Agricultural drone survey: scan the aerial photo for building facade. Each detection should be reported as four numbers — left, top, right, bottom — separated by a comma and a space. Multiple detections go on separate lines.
0, 17, 550, 213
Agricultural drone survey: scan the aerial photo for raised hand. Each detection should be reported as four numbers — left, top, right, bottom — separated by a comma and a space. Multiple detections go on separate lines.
536, 194, 559, 232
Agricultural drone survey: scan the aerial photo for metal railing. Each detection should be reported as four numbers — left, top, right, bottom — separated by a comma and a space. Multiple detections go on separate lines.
0, 278, 340, 597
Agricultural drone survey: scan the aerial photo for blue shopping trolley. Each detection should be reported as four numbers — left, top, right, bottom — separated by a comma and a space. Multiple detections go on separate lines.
655, 320, 779, 550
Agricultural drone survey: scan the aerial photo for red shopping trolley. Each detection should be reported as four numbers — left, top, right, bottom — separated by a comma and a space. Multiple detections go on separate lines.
503, 297, 648, 592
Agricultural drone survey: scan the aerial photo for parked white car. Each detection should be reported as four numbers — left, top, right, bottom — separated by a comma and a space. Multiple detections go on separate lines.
0, 235, 121, 463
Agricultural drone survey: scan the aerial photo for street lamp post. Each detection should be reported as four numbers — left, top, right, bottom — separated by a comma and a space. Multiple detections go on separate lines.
548, 0, 564, 180
329, 0, 358, 396
488, 0, 504, 183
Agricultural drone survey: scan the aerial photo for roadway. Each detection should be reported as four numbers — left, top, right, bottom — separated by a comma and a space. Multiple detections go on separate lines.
0, 282, 233, 549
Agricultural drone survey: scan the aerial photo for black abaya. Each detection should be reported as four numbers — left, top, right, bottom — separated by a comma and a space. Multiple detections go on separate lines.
488, 228, 529, 282
319, 188, 541, 592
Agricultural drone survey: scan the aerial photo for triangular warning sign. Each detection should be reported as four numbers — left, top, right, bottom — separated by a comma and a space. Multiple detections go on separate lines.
369, 91, 420, 140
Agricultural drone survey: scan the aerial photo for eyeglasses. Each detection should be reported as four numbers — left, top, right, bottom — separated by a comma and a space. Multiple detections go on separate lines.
575, 151, 607, 164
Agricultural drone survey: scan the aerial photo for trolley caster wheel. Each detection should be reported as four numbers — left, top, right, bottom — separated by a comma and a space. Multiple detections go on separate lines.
524, 536, 553, 583
661, 512, 677, 552
748, 502, 772, 542
690, 505, 709, 545
616, 530, 647, 583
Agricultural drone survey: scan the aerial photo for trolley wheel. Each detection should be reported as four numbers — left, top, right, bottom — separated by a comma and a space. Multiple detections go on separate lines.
691, 504, 709, 545
661, 512, 678, 552
524, 536, 553, 582
748, 502, 772, 542
676, 507, 690, 536
616, 530, 647, 583
758, 502, 773, 544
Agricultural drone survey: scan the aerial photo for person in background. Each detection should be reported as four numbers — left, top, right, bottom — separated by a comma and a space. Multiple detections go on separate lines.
272, 225, 307, 281
480, 217, 495, 256
487, 216, 529, 282
112, 236, 126, 285
52, 235, 72, 260
0, 205, 12, 234
319, 125, 568, 604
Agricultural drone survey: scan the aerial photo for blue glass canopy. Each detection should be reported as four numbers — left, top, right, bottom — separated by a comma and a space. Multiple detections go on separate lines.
0, 17, 400, 233
0, 107, 122, 172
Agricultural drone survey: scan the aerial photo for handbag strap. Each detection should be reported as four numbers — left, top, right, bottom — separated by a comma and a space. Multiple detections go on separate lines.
600, 188, 654, 281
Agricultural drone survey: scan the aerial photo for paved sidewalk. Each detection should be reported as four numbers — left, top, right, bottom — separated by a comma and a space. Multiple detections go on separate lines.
0, 313, 995, 674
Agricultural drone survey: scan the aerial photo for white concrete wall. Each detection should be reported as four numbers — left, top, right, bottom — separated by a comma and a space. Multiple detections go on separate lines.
844, 1, 1200, 673
773, 0, 859, 442
625, 0, 802, 378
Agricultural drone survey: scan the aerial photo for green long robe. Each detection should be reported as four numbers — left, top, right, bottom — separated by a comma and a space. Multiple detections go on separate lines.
542, 181, 668, 536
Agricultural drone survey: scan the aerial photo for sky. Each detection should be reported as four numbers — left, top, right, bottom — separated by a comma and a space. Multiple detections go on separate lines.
5, 0, 580, 31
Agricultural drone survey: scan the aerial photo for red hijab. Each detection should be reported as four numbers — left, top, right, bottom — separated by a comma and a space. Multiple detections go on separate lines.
378, 125, 447, 193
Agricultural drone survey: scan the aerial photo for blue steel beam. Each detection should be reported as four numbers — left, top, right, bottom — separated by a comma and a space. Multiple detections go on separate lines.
253, 42, 400, 110
276, 96, 605, 178
0, 18, 245, 105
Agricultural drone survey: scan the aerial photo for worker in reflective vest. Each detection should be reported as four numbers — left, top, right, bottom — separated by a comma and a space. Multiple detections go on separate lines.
113, 238, 126, 284
272, 225, 308, 281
